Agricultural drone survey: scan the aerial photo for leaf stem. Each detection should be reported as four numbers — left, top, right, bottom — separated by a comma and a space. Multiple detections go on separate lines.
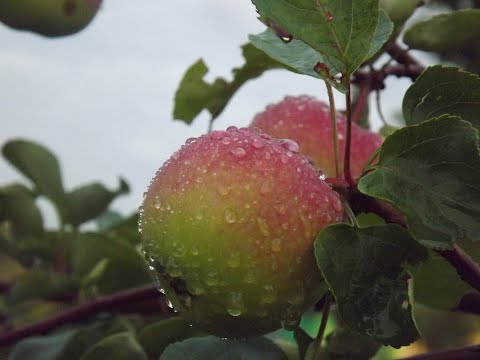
312, 291, 332, 360
0, 284, 173, 347
343, 78, 355, 187
325, 83, 341, 177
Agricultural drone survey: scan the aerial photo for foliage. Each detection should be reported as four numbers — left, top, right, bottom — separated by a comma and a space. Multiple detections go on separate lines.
2, 0, 480, 359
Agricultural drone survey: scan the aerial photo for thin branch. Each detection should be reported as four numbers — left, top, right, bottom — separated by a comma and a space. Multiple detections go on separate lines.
0, 284, 173, 347
343, 78, 356, 187
399, 344, 480, 360
353, 64, 424, 88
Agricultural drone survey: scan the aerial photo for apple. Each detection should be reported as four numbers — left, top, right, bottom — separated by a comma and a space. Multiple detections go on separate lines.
140, 126, 344, 338
250, 96, 383, 179
0, 0, 102, 37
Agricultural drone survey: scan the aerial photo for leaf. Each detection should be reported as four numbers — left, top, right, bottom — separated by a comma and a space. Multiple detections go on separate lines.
95, 210, 123, 231
9, 329, 78, 360
0, 183, 43, 237
358, 116, 480, 249
403, 9, 480, 53
7, 271, 77, 304
2, 139, 65, 206
408, 239, 480, 309
403, 66, 480, 131
251, 0, 384, 78
173, 44, 284, 124
80, 332, 148, 360
71, 232, 151, 294
102, 213, 141, 246
365, 9, 394, 60
315, 224, 427, 347
64, 178, 130, 227
325, 326, 381, 360
249, 29, 346, 93
160, 336, 288, 360
138, 317, 203, 358
0, 254, 25, 282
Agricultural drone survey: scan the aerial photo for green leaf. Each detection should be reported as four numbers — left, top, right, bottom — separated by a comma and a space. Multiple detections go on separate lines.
0, 183, 43, 237
251, 0, 384, 78
9, 329, 78, 360
71, 232, 151, 294
7, 271, 77, 304
174, 44, 284, 124
80, 332, 148, 360
358, 116, 480, 249
138, 317, 203, 358
325, 326, 381, 360
102, 213, 141, 246
160, 336, 288, 360
408, 239, 480, 309
403, 66, 480, 131
380, 0, 422, 27
2, 139, 65, 206
403, 9, 480, 53
365, 9, 394, 60
64, 178, 130, 227
95, 210, 123, 231
315, 224, 427, 347
249, 29, 346, 93
0, 254, 25, 282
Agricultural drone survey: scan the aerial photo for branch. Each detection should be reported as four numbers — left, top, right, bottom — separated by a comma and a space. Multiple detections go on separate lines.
0, 284, 173, 347
353, 64, 424, 89
399, 344, 480, 360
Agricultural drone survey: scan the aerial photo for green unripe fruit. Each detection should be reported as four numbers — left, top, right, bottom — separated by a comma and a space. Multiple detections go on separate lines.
140, 127, 344, 338
0, 0, 102, 37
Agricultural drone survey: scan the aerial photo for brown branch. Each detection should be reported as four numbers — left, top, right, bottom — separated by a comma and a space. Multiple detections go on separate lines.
0, 284, 173, 347
352, 84, 371, 124
386, 42, 420, 68
353, 64, 424, 89
398, 344, 480, 360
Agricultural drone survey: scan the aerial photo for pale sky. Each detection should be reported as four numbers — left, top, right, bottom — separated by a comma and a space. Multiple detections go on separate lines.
0, 0, 415, 227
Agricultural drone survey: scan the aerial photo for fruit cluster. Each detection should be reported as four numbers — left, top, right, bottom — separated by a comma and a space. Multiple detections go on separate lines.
140, 96, 381, 337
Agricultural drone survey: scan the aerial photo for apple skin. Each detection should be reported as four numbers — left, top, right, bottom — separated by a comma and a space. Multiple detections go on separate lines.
250, 96, 383, 179
140, 127, 344, 338
0, 0, 102, 37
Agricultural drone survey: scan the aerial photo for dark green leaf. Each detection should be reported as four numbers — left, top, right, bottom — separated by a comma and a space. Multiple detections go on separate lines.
403, 66, 480, 130
174, 44, 284, 124
293, 327, 313, 360
249, 29, 346, 92
315, 224, 427, 347
95, 210, 123, 231
380, 0, 422, 27
379, 124, 399, 138
404, 9, 480, 53
71, 232, 151, 294
2, 139, 65, 206
0, 183, 43, 237
102, 213, 140, 246
7, 271, 77, 304
325, 326, 381, 360
9, 329, 78, 360
358, 116, 480, 249
65, 178, 129, 227
0, 254, 25, 282
160, 336, 288, 360
80, 332, 148, 360
251, 0, 383, 78
139, 317, 203, 358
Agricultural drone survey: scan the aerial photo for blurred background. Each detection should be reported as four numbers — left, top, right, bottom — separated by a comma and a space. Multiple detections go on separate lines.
0, 0, 419, 227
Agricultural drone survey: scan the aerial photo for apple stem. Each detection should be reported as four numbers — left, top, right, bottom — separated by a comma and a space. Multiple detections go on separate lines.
343, 78, 356, 187
312, 291, 332, 360
325, 83, 341, 177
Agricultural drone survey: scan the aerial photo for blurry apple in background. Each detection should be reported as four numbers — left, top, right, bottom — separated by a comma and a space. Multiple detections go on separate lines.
0, 0, 102, 37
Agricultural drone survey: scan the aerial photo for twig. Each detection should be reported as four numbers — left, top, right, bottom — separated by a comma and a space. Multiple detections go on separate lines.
353, 64, 424, 88
351, 84, 370, 124
0, 284, 173, 347
399, 344, 480, 360
343, 78, 356, 186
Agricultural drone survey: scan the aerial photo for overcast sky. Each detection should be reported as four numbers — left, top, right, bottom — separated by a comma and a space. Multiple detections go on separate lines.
0, 0, 417, 227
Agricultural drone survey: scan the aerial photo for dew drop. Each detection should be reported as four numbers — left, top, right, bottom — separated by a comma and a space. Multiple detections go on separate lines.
166, 299, 174, 309
333, 198, 343, 212
279, 139, 300, 153
252, 139, 264, 149
230, 147, 247, 158
227, 292, 244, 317
212, 131, 227, 140
325, 11, 334, 22
159, 288, 166, 294
224, 209, 237, 224
318, 170, 327, 180
281, 34, 293, 43
222, 137, 231, 145
280, 154, 289, 164
256, 218, 270, 237
154, 195, 161, 209
226, 125, 238, 131
271, 238, 281, 252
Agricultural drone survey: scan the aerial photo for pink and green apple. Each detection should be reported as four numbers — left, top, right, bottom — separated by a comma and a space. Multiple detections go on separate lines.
250, 96, 383, 179
140, 126, 344, 338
